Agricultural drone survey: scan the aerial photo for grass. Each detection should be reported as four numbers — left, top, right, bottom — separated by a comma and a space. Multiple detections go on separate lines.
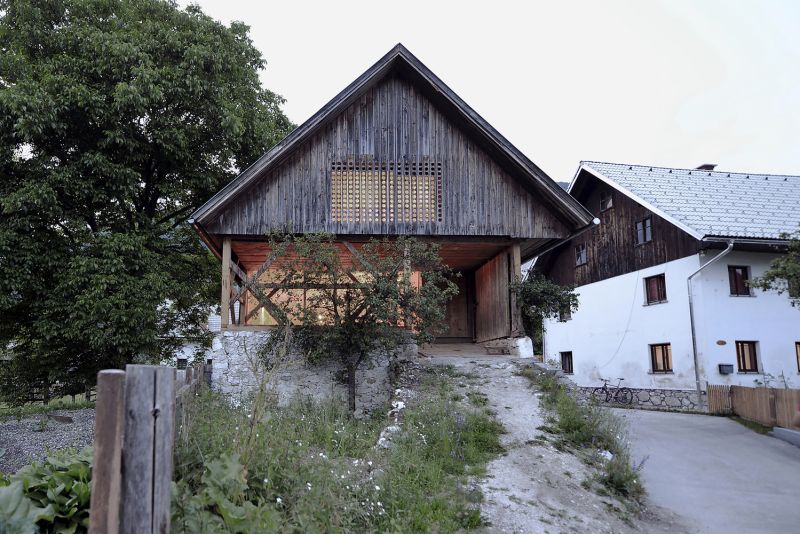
0, 395, 95, 418
729, 415, 773, 434
173, 367, 505, 532
519, 366, 645, 503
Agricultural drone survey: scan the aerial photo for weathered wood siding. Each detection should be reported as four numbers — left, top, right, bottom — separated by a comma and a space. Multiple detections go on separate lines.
547, 171, 699, 286
475, 251, 512, 342
206, 75, 570, 240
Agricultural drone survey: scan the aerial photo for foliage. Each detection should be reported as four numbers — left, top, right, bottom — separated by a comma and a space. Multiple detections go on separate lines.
0, 0, 293, 403
0, 397, 94, 418
512, 272, 579, 352
0, 447, 92, 533
751, 229, 800, 307
260, 233, 459, 412
520, 367, 645, 502
173, 371, 503, 532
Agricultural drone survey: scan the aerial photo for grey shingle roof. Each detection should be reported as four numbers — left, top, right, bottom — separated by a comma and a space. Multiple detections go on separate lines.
578, 161, 800, 240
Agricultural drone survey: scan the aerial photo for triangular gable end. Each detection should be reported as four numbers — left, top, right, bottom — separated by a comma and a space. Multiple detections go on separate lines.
190, 44, 594, 249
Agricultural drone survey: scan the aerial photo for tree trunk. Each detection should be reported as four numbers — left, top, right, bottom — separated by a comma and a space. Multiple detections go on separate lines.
347, 363, 357, 413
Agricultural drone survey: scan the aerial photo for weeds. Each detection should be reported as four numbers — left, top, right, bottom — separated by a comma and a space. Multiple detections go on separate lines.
173, 369, 504, 532
520, 366, 645, 502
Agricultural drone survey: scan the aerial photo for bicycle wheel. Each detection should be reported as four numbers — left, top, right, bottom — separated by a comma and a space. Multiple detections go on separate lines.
615, 387, 633, 405
592, 387, 609, 403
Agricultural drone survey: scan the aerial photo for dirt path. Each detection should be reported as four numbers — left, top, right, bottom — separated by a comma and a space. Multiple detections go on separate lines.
425, 352, 691, 534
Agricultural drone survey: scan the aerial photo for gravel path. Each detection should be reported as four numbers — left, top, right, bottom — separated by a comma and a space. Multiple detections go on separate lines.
0, 409, 95, 474
425, 349, 691, 534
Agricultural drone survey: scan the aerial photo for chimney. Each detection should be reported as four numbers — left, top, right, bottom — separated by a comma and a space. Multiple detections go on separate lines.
696, 163, 717, 171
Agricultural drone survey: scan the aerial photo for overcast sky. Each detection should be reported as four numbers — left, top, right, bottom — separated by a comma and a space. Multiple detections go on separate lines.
186, 0, 800, 182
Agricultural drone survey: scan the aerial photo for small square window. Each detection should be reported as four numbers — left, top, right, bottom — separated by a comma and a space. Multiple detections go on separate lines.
635, 217, 653, 245
575, 243, 588, 267
600, 191, 613, 212
650, 343, 672, 373
735, 341, 758, 372
177, 358, 188, 370
788, 278, 799, 299
558, 305, 572, 322
560, 351, 573, 374
644, 274, 667, 304
728, 266, 751, 296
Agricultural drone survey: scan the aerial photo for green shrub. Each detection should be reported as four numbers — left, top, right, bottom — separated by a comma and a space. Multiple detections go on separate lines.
598, 453, 645, 500
0, 447, 92, 533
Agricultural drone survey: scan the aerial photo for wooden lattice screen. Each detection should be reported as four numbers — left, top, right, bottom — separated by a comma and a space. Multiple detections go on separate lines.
331, 160, 442, 223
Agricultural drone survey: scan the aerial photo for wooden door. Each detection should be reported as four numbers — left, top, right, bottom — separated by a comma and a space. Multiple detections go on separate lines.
440, 274, 472, 341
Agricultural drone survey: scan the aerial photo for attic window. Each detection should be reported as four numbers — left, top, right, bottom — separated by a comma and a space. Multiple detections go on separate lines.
330, 160, 442, 224
599, 190, 613, 212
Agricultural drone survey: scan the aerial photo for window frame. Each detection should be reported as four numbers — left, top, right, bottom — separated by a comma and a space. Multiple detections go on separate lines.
599, 190, 613, 212
735, 341, 759, 373
649, 343, 673, 374
635, 216, 653, 245
575, 243, 588, 267
558, 305, 572, 322
560, 351, 574, 374
644, 274, 667, 305
795, 342, 800, 373
728, 265, 752, 296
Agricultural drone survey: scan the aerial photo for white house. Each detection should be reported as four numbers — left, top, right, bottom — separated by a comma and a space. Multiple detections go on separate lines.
538, 162, 800, 409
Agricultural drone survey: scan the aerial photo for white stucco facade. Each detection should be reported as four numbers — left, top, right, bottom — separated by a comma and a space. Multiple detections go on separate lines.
544, 250, 800, 392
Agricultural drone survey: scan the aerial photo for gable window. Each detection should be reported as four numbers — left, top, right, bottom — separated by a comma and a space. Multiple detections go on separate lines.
644, 274, 667, 304
650, 343, 673, 373
635, 216, 653, 245
560, 351, 574, 374
176, 358, 188, 370
796, 342, 800, 372
728, 266, 751, 296
330, 160, 442, 224
575, 243, 587, 266
599, 190, 613, 212
558, 305, 572, 322
789, 278, 799, 299
735, 341, 758, 373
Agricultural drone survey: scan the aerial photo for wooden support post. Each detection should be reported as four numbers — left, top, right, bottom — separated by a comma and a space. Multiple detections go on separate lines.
220, 237, 232, 329
509, 243, 523, 336
121, 365, 175, 534
89, 370, 126, 534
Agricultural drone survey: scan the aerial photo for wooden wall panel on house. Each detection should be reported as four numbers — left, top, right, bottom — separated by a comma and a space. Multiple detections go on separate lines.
475, 251, 512, 342
205, 75, 570, 242
545, 170, 699, 286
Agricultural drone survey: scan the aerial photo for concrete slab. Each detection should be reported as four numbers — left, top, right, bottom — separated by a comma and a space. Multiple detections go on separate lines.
614, 408, 800, 534
771, 427, 800, 448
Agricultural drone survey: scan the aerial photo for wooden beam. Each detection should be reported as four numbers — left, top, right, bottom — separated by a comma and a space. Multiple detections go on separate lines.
220, 238, 231, 329
509, 243, 523, 336
343, 241, 376, 274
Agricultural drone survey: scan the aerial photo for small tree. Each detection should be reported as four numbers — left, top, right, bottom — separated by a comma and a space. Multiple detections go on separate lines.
261, 234, 458, 413
751, 230, 800, 307
512, 272, 579, 353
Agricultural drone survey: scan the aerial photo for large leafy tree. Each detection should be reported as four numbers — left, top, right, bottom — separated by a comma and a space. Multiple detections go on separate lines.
0, 0, 293, 402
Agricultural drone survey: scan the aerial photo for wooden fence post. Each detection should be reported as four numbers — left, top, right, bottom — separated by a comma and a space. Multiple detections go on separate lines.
120, 365, 175, 534
89, 370, 126, 534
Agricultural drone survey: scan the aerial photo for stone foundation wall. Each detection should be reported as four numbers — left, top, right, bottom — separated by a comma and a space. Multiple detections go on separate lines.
206, 330, 415, 417
530, 362, 704, 412
574, 386, 702, 412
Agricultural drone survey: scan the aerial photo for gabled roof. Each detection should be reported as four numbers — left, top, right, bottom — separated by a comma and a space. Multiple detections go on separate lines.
573, 161, 800, 240
189, 44, 593, 230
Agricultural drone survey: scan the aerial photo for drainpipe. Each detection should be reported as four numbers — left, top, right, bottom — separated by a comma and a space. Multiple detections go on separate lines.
687, 241, 734, 410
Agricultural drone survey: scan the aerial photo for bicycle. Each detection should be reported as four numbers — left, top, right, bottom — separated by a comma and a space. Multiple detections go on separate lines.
592, 378, 633, 404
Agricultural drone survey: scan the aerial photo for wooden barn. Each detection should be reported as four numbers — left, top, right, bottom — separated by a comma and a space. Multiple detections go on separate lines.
189, 44, 594, 345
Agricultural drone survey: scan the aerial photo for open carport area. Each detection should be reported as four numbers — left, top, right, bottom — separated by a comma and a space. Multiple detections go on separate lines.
614, 408, 800, 533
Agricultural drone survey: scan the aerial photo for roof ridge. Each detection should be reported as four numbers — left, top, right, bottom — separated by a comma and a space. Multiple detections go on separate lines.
581, 160, 800, 179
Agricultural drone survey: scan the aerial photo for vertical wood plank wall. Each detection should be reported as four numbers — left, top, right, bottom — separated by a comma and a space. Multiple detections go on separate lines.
475, 250, 512, 342
205, 75, 570, 241
547, 171, 699, 286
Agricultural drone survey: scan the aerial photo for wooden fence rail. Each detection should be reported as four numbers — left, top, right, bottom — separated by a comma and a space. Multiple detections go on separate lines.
707, 384, 800, 429
89, 362, 206, 534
